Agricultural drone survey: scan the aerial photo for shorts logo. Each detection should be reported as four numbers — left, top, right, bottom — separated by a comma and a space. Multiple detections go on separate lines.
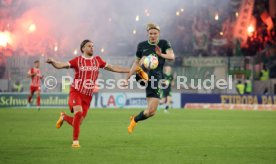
73, 100, 76, 104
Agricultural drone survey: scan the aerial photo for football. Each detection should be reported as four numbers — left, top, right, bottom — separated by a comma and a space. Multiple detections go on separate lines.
143, 55, 159, 70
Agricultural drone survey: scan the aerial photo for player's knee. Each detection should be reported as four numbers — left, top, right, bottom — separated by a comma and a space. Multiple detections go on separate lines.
73, 106, 83, 114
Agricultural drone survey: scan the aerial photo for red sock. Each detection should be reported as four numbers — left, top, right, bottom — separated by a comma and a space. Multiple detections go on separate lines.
37, 96, 40, 106
64, 114, 73, 126
73, 111, 83, 141
28, 96, 32, 103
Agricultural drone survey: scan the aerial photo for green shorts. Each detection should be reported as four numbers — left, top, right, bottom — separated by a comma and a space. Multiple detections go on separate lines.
136, 74, 161, 99
162, 88, 172, 98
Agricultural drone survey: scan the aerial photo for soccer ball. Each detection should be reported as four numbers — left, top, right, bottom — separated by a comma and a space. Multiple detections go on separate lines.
143, 55, 159, 70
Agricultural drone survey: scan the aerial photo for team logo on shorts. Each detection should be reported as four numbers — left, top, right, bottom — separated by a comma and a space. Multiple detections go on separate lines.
73, 100, 76, 104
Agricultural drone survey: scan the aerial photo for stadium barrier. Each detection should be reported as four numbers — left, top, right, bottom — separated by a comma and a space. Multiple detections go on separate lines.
95, 93, 181, 108
181, 93, 276, 111
184, 103, 276, 111
0, 92, 181, 108
0, 93, 68, 108
4, 92, 276, 110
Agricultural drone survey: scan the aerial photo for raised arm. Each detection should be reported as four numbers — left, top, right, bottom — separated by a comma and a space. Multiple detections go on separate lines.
104, 64, 130, 73
46, 58, 70, 69
155, 46, 175, 61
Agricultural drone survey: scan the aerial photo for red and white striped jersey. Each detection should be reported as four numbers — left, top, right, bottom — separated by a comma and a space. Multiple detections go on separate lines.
28, 68, 41, 87
68, 55, 107, 96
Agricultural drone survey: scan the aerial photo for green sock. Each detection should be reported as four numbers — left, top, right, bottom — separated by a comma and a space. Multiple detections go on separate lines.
134, 111, 148, 122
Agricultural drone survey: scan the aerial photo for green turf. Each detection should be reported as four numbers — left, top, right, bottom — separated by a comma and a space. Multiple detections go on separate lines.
0, 108, 276, 164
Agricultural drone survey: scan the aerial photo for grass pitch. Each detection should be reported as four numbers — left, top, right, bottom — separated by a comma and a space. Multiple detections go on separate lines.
0, 108, 276, 164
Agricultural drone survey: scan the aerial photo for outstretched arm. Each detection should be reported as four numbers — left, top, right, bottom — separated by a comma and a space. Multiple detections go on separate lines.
125, 58, 140, 80
104, 64, 130, 73
46, 58, 70, 69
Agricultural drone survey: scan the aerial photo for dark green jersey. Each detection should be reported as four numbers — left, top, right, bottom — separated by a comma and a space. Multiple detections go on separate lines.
163, 73, 174, 89
136, 39, 172, 78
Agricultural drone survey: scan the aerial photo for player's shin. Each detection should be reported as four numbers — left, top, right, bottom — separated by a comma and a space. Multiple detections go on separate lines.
73, 111, 83, 141
37, 96, 40, 106
28, 95, 32, 103
134, 111, 149, 122
64, 114, 73, 126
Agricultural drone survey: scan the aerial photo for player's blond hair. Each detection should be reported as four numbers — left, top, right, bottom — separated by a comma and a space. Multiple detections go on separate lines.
147, 23, 160, 31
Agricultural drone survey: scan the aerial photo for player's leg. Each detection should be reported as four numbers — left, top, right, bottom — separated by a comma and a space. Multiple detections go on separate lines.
143, 97, 159, 117
70, 96, 91, 148
62, 112, 73, 126
27, 86, 34, 107
128, 77, 161, 134
81, 96, 91, 119
164, 95, 171, 113
167, 95, 172, 108
128, 98, 159, 134
28, 92, 33, 103
56, 90, 79, 128
159, 97, 165, 105
56, 111, 69, 129
72, 105, 83, 148
162, 88, 170, 112
36, 88, 41, 109
159, 89, 165, 105
56, 111, 79, 128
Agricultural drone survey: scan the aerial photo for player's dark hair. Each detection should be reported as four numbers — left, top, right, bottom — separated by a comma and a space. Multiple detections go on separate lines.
34, 60, 39, 63
80, 39, 92, 53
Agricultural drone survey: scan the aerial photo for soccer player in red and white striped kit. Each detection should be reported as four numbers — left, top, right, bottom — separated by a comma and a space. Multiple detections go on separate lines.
46, 40, 130, 148
27, 60, 43, 109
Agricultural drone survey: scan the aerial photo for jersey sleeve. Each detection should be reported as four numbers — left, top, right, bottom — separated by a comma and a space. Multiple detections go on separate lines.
68, 57, 79, 69
136, 43, 143, 59
96, 56, 107, 68
163, 40, 172, 52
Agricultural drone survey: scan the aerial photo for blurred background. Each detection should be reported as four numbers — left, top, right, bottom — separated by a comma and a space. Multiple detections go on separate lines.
0, 0, 276, 108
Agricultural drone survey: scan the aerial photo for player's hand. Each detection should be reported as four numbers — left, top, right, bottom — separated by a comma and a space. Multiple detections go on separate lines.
46, 58, 54, 64
121, 79, 129, 88
31, 73, 37, 77
155, 46, 162, 57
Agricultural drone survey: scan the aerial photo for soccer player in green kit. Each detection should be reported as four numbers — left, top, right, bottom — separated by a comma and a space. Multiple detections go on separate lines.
125, 23, 175, 134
